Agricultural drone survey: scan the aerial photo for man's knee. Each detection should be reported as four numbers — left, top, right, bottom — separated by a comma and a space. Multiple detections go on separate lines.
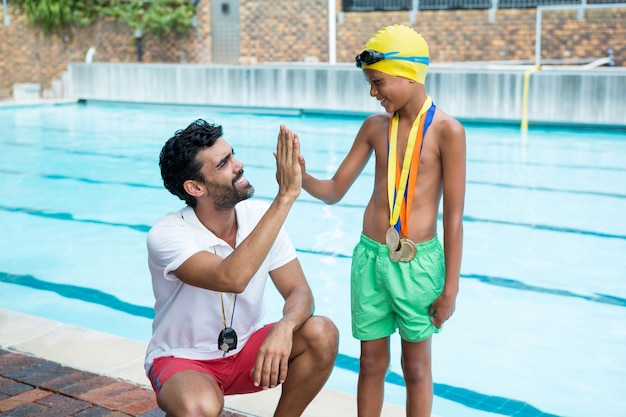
159, 393, 223, 417
299, 316, 339, 358
157, 372, 224, 417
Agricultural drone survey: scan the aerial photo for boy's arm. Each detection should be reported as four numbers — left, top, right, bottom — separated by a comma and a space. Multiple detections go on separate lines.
430, 117, 466, 329
299, 117, 378, 205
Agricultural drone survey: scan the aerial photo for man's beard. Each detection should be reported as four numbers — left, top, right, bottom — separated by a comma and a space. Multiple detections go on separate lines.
205, 179, 254, 212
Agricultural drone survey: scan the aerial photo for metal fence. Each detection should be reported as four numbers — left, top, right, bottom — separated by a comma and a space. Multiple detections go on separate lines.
343, 0, 624, 10
342, 0, 411, 10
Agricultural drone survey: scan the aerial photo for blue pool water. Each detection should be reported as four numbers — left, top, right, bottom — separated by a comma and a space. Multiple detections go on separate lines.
1, 102, 625, 417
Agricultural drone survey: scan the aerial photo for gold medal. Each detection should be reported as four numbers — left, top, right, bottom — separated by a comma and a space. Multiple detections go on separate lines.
389, 246, 402, 262
386, 226, 401, 252
398, 238, 417, 262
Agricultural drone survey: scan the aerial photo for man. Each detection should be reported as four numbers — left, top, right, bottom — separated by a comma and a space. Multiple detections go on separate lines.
145, 119, 338, 417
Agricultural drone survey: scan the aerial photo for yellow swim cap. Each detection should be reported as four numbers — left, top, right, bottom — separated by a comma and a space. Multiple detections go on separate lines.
360, 25, 429, 84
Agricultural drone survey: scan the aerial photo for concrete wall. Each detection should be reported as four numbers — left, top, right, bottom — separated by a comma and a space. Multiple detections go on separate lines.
68, 62, 626, 127
2, 2, 625, 99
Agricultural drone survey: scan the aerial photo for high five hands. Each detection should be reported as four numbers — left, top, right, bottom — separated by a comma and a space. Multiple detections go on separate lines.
274, 124, 302, 200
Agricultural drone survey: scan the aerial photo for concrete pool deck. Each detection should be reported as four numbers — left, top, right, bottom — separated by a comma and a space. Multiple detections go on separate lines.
0, 308, 408, 416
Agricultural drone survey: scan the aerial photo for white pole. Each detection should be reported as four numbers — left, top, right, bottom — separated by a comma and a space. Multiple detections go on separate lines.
410, 0, 417, 24
489, 0, 498, 23
3, 0, 10, 26
578, 0, 587, 21
535, 8, 542, 68
328, 0, 336, 64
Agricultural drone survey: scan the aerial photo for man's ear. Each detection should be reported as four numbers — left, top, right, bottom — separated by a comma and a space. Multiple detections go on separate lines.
183, 180, 205, 197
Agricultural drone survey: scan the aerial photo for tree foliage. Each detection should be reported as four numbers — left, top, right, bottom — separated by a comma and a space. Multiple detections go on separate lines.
12, 0, 196, 38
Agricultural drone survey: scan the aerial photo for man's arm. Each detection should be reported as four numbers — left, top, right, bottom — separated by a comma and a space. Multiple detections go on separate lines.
175, 125, 302, 293
252, 258, 314, 389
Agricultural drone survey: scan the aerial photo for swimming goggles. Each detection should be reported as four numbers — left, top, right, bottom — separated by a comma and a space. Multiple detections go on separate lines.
355, 50, 430, 68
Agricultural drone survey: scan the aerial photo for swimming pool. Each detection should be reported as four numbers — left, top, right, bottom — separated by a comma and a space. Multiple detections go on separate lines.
1, 102, 625, 417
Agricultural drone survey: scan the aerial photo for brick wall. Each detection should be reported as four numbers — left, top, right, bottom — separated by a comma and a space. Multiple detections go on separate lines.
336, 8, 625, 64
239, 0, 330, 63
1, 1, 624, 99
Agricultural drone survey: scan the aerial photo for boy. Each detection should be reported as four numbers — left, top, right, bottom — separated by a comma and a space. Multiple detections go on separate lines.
298, 25, 466, 417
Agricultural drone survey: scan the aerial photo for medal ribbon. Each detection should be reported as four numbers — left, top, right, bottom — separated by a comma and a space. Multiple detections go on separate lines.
401, 102, 436, 235
387, 96, 435, 236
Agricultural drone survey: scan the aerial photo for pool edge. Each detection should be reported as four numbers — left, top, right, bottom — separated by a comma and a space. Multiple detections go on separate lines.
0, 308, 409, 417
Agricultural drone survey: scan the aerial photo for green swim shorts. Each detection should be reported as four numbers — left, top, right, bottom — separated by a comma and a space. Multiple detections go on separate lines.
351, 233, 445, 343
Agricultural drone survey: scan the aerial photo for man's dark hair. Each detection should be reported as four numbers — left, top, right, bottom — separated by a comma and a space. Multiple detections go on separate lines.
159, 119, 223, 208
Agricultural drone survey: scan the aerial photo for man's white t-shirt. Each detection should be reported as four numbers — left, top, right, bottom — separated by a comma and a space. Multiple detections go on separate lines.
144, 200, 296, 374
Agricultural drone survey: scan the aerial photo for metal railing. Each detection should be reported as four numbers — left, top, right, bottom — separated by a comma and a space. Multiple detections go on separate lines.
343, 0, 624, 10
342, 0, 411, 11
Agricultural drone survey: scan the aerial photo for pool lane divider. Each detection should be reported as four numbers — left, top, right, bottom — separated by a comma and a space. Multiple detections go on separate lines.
2, 203, 625, 240
0, 272, 154, 319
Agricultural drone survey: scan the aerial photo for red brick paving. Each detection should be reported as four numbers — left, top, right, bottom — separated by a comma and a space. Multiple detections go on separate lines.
0, 348, 250, 417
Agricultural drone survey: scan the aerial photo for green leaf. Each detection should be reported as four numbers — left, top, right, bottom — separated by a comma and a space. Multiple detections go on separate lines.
12, 0, 196, 37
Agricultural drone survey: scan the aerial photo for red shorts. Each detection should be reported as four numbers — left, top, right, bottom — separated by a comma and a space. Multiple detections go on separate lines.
148, 323, 274, 396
